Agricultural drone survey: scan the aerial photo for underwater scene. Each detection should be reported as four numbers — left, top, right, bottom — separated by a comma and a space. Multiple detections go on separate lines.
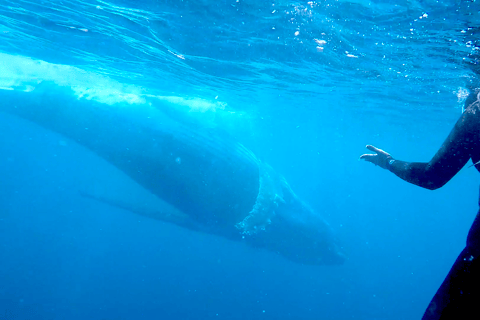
1, 1, 480, 319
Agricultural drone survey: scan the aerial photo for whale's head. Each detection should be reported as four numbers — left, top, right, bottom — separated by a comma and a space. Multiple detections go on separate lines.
269, 203, 346, 266
246, 179, 347, 266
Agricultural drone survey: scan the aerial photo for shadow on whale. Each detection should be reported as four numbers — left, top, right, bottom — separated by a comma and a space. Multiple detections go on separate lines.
0, 54, 346, 266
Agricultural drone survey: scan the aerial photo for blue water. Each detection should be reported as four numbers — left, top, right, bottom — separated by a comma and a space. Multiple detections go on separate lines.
1, 1, 480, 319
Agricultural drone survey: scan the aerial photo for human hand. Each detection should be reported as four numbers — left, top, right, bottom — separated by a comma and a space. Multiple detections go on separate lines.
360, 145, 393, 170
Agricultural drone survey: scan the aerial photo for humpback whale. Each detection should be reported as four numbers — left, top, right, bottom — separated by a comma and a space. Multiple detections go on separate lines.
0, 54, 346, 265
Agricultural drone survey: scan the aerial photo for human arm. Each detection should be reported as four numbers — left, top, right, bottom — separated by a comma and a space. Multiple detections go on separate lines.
360, 109, 476, 190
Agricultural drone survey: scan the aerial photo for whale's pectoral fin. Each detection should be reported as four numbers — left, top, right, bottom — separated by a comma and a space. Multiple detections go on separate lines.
78, 190, 201, 232
235, 163, 285, 235
79, 190, 154, 217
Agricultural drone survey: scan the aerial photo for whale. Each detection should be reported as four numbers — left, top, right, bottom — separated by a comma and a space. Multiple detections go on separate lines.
0, 54, 346, 265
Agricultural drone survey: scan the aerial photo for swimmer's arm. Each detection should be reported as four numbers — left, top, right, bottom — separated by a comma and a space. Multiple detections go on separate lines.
389, 111, 474, 190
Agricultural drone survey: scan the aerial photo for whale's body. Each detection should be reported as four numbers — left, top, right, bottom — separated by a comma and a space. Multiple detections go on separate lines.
0, 54, 345, 265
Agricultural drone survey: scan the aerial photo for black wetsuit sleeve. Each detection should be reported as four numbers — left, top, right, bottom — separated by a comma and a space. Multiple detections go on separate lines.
388, 107, 476, 190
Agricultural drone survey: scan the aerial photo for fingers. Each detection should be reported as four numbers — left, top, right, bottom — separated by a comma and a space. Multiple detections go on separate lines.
361, 145, 392, 170
365, 145, 376, 151
361, 145, 381, 162
366, 145, 381, 153
359, 154, 376, 162
365, 145, 389, 156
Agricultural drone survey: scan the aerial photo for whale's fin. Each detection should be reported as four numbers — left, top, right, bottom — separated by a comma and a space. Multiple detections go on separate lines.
79, 190, 201, 232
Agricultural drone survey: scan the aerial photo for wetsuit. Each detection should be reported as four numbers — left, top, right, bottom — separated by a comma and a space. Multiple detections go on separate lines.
386, 91, 480, 319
